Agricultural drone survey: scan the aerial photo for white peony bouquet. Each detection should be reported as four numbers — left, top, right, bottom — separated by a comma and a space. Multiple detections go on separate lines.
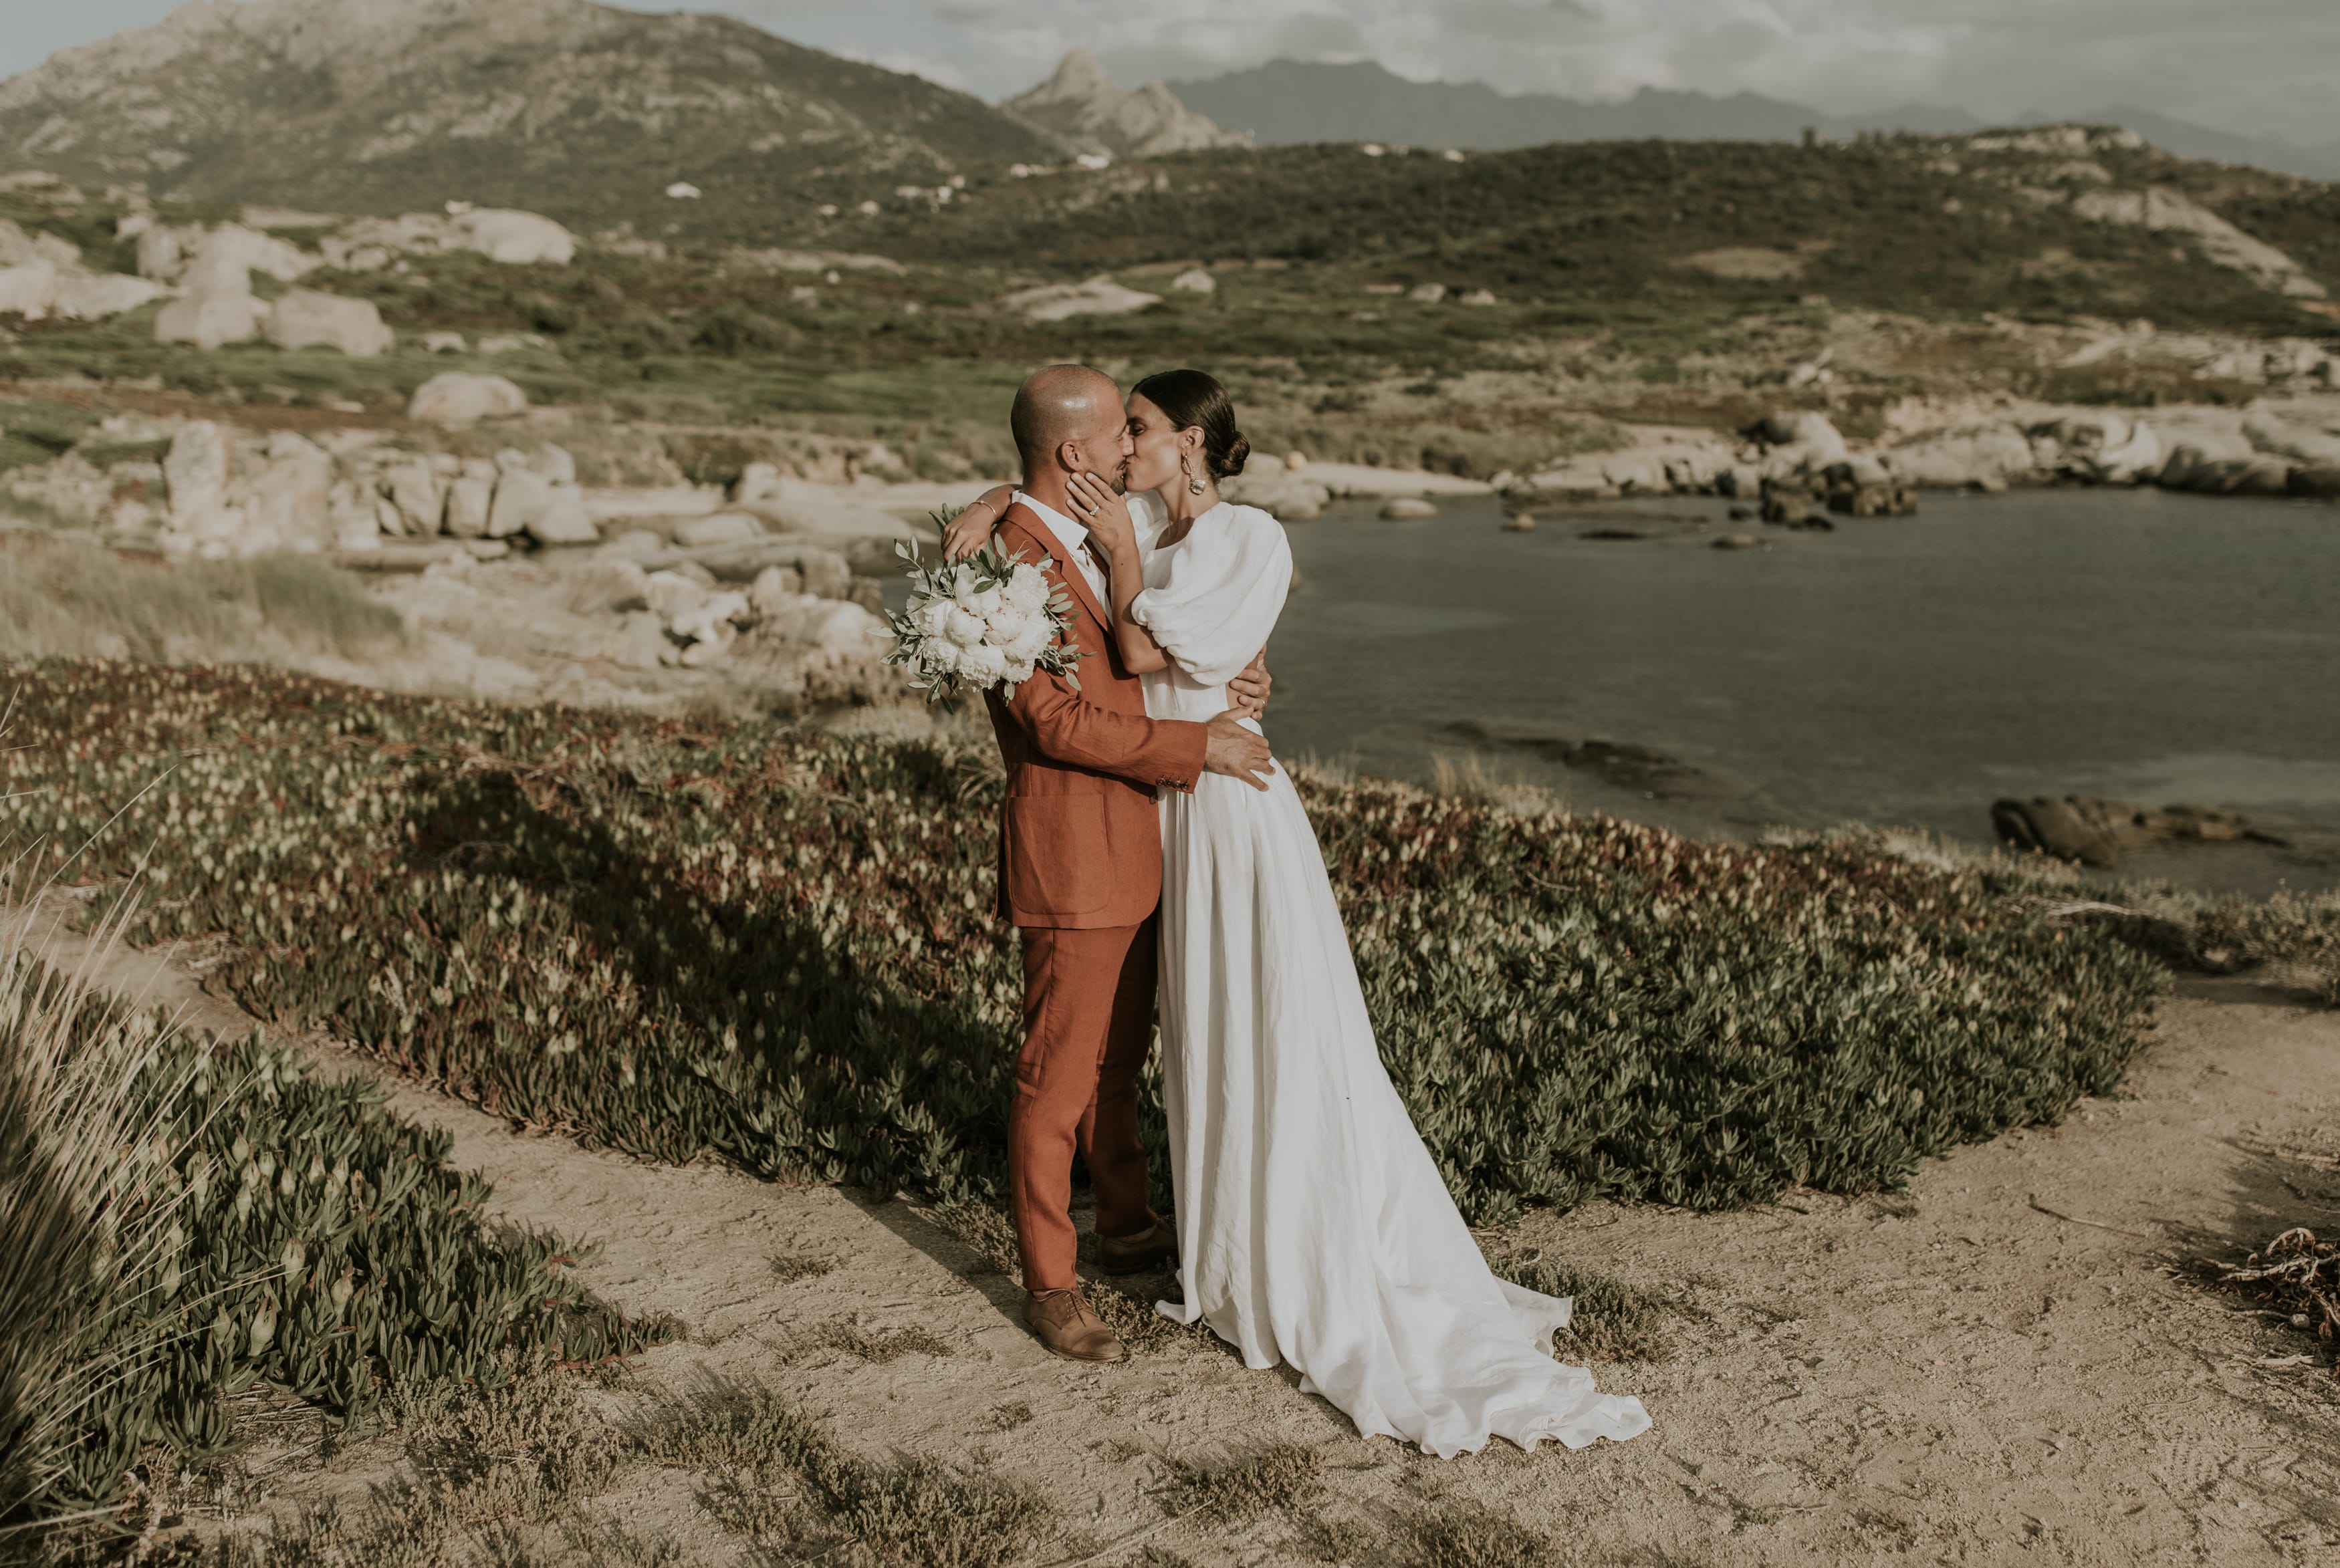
883, 524, 1083, 703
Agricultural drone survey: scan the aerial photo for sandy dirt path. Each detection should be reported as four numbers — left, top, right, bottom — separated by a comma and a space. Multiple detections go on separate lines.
31, 900, 2340, 1566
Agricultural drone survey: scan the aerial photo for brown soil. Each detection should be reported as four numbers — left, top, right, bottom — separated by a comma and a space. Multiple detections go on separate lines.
30, 906, 2340, 1565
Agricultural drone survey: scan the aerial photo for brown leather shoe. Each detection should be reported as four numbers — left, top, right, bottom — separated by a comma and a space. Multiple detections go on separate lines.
1024, 1289, 1122, 1362
1097, 1218, 1179, 1277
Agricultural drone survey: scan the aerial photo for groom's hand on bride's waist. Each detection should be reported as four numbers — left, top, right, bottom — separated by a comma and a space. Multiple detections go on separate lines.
1204, 711, 1274, 791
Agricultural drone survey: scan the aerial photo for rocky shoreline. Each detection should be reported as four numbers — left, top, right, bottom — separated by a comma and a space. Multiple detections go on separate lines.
1225, 396, 2340, 520
5, 374, 2333, 720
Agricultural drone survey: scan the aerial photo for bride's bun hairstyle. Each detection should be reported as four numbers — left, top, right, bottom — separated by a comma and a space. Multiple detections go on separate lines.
1134, 368, 1250, 479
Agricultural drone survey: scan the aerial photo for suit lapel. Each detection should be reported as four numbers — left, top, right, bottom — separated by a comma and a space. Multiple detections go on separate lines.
999, 504, 1111, 638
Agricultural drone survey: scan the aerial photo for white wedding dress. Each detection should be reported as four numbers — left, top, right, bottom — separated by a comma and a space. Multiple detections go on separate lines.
1123, 493, 1651, 1457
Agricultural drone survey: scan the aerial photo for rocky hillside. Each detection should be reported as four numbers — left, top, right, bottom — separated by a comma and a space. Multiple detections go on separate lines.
824, 126, 2339, 340
1003, 50, 1249, 162
0, 0, 1061, 234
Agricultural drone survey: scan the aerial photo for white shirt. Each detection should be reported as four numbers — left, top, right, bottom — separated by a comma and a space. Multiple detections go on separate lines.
1012, 490, 1110, 619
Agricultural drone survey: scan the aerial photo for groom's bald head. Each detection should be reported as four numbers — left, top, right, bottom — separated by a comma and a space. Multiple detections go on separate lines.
1012, 364, 1125, 485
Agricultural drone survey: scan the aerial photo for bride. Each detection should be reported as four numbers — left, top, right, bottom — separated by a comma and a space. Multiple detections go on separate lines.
947, 370, 1649, 1457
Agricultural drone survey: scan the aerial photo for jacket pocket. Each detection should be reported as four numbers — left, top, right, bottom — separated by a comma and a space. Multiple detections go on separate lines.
1003, 794, 1113, 918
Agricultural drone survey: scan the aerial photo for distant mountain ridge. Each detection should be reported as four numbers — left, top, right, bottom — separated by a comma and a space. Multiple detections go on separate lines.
1164, 59, 2340, 182
1004, 49, 1248, 161
0, 0, 1063, 233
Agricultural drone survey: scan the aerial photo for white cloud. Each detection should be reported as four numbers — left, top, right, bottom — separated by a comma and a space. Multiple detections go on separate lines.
737, 0, 2340, 144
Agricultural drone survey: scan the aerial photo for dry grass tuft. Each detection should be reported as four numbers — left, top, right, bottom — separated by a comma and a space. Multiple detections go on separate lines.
196, 1371, 628, 1567
1425, 750, 1564, 817
1165, 1441, 1324, 1523
796, 1318, 954, 1365
643, 1380, 1050, 1568
926, 1200, 1020, 1279
0, 869, 191, 1543
769, 1247, 839, 1284
1303, 1497, 1564, 1567
0, 537, 401, 666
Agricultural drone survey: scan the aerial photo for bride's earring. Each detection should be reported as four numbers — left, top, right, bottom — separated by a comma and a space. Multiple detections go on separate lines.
1185, 450, 1205, 497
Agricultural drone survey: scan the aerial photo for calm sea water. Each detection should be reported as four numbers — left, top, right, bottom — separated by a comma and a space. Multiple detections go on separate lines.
1266, 488, 2340, 896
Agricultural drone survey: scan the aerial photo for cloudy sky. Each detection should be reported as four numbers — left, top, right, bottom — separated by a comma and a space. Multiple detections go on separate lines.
11, 1, 2338, 146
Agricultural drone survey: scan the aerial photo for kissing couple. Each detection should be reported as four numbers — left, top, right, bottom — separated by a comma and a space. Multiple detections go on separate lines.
943, 363, 1650, 1457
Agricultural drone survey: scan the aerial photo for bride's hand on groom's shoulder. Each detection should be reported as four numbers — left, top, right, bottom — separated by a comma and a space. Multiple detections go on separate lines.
942, 485, 1016, 561
941, 510, 993, 561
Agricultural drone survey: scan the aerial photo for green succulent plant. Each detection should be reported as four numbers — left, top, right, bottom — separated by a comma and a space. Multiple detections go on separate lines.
0, 932, 671, 1543
0, 660, 2169, 1240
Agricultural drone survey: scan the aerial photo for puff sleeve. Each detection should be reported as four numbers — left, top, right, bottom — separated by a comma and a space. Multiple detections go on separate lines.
1127, 505, 1292, 687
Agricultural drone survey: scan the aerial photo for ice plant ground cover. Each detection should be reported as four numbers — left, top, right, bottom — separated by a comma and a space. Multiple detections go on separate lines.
0, 660, 2173, 1230
0, 934, 671, 1546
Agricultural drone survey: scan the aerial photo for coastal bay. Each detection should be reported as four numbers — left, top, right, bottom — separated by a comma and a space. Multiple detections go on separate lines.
1272, 489, 2340, 894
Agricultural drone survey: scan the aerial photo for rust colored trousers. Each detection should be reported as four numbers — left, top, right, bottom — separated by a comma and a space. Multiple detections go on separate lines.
1010, 918, 1161, 1292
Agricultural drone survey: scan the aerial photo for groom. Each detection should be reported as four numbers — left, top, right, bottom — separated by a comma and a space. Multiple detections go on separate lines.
968, 364, 1274, 1363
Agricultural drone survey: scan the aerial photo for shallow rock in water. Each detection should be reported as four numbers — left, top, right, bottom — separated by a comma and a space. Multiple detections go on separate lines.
1760, 487, 1829, 527
2289, 465, 2340, 499
1713, 533, 1766, 550
1381, 497, 1439, 520
1990, 795, 2267, 868
1826, 479, 1919, 518
1442, 722, 1716, 797
408, 372, 528, 427
1502, 513, 1536, 532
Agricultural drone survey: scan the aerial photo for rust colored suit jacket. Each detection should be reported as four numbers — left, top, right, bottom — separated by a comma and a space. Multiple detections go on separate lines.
983, 503, 1209, 929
